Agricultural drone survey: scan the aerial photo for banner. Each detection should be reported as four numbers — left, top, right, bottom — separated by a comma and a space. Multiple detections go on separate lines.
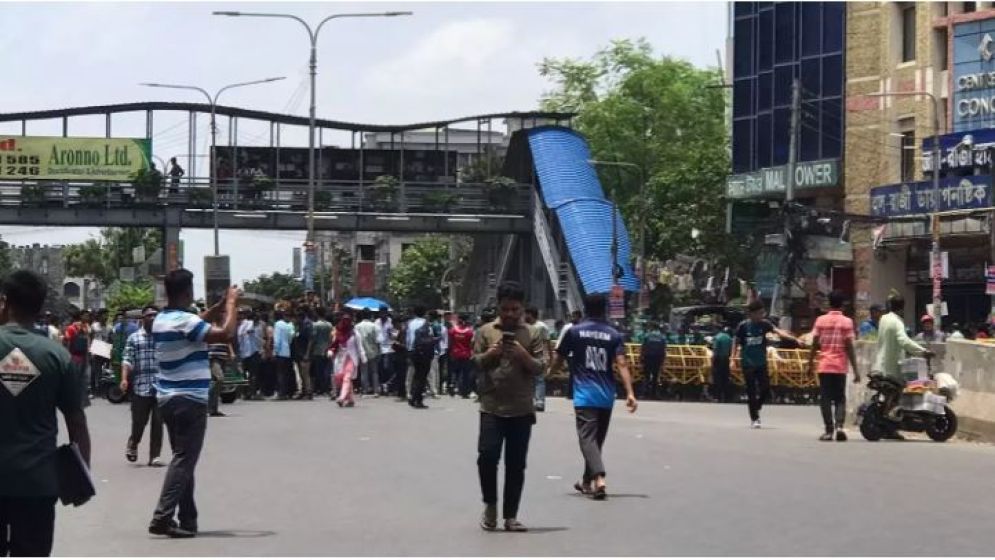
0, 136, 150, 181
869, 176, 993, 217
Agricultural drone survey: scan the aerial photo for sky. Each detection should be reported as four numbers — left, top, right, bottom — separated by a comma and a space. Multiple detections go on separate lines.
0, 0, 727, 295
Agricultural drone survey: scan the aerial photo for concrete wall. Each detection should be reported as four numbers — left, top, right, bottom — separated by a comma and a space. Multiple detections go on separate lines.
851, 339, 995, 441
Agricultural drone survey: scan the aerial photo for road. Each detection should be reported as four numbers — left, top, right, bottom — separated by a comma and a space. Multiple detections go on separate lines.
54, 395, 995, 556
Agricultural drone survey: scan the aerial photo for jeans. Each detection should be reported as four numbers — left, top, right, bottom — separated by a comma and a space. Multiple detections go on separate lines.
477, 412, 534, 520
409, 355, 432, 405
152, 397, 208, 530
449, 358, 472, 397
818, 373, 847, 432
379, 353, 395, 394
575, 407, 613, 483
310, 355, 330, 395
0, 496, 57, 557
642, 354, 663, 399
241, 353, 262, 397
743, 366, 770, 422
711, 357, 731, 403
360, 359, 380, 395
128, 394, 163, 460
276, 357, 295, 398
534, 374, 546, 409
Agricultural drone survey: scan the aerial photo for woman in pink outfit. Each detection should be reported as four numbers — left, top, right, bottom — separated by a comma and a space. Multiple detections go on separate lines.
331, 312, 366, 407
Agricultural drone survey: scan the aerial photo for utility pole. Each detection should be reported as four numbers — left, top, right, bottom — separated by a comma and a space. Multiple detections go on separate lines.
773, 79, 800, 329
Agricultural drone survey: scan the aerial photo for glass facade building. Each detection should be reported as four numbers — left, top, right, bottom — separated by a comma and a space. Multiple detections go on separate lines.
732, 2, 846, 174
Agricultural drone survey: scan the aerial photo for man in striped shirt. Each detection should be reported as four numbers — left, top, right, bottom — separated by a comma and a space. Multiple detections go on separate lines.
148, 269, 238, 539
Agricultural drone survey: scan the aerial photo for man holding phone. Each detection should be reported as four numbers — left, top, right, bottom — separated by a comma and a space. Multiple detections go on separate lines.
472, 281, 546, 532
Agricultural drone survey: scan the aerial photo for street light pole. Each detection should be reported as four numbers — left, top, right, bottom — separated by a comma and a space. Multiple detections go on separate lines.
214, 10, 412, 288
140, 77, 285, 255
587, 159, 646, 297
867, 91, 942, 330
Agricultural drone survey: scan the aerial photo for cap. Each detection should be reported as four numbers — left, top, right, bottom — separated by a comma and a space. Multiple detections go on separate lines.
921, 314, 934, 323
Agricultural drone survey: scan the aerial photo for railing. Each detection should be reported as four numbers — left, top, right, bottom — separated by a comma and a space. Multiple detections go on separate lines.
0, 177, 535, 216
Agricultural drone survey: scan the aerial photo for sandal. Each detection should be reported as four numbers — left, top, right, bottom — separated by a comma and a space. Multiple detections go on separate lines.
574, 481, 591, 495
592, 485, 607, 500
126, 448, 137, 463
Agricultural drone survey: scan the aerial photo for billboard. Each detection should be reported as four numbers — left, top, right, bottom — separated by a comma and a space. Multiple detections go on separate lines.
0, 136, 150, 181
952, 20, 995, 132
869, 175, 993, 217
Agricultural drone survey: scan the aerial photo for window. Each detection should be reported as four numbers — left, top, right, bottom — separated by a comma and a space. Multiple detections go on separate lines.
899, 119, 917, 182
963, 2, 977, 13
902, 6, 917, 62
357, 244, 376, 261
937, 28, 949, 71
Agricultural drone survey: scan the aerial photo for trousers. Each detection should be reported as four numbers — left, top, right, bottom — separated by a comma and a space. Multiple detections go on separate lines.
241, 353, 262, 397
575, 407, 613, 483
208, 360, 225, 414
477, 413, 533, 520
360, 359, 380, 395
276, 357, 295, 398
409, 355, 432, 405
152, 397, 207, 529
128, 394, 163, 460
0, 496, 56, 557
642, 355, 663, 398
449, 358, 473, 397
310, 356, 330, 395
711, 358, 731, 403
743, 366, 770, 422
818, 373, 847, 432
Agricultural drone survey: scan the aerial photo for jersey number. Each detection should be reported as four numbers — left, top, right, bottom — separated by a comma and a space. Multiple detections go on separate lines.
585, 347, 608, 372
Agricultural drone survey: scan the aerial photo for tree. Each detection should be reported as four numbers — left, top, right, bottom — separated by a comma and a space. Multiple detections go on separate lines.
64, 227, 162, 286
538, 39, 742, 270
389, 236, 469, 310
244, 272, 306, 302
104, 280, 154, 322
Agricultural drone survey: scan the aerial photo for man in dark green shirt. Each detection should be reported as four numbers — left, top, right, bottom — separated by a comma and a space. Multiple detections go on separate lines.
0, 270, 91, 556
711, 327, 733, 403
732, 300, 798, 428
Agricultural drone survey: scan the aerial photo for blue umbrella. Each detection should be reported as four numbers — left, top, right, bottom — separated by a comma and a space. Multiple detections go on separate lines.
344, 297, 390, 311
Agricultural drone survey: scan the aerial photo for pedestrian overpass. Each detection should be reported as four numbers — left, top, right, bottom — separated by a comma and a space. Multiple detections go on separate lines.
0, 103, 640, 317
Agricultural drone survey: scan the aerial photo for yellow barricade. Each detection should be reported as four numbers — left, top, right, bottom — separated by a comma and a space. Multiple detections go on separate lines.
730, 348, 819, 389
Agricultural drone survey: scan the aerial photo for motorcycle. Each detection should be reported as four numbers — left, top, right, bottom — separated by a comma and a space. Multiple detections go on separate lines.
856, 357, 959, 443
98, 363, 128, 404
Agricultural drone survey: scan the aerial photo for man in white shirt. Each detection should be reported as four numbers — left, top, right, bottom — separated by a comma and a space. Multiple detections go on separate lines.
375, 307, 395, 396
354, 310, 380, 397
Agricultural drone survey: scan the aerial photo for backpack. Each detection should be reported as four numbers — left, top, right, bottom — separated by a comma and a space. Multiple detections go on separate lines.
70, 329, 88, 355
413, 322, 438, 358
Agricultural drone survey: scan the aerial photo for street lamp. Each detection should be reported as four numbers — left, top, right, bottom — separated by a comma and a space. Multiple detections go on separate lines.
866, 90, 943, 330
140, 77, 285, 256
214, 9, 413, 289
587, 160, 646, 294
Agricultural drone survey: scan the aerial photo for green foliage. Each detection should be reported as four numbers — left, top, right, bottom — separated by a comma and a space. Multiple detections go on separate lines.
131, 168, 164, 198
459, 154, 505, 183
244, 272, 305, 302
388, 236, 467, 310
105, 280, 154, 323
538, 38, 737, 267
64, 228, 162, 286
422, 190, 460, 212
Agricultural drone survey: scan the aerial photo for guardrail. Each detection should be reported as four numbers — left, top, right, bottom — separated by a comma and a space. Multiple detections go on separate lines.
0, 177, 535, 216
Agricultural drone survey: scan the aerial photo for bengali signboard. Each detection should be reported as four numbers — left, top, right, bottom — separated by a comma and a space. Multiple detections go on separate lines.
869, 176, 993, 217
0, 136, 150, 181
725, 159, 840, 199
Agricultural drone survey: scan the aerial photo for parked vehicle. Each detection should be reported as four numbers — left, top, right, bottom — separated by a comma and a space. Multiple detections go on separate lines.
857, 358, 959, 442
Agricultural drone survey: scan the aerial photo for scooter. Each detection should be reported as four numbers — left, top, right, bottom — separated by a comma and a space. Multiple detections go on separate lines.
98, 364, 128, 404
856, 358, 959, 443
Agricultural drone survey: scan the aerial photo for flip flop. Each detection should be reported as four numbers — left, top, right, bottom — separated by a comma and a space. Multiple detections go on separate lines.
126, 448, 137, 463
592, 485, 607, 500
574, 481, 591, 495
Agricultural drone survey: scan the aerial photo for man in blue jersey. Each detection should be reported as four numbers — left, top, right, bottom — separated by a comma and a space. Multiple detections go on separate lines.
551, 293, 637, 501
148, 269, 238, 539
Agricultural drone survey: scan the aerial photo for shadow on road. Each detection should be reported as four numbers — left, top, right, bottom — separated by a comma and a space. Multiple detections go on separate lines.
519, 527, 569, 534
194, 530, 276, 539
566, 493, 650, 499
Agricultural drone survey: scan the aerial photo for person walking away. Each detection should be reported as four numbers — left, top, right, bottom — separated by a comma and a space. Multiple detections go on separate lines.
272, 310, 296, 400
524, 307, 551, 411
640, 322, 667, 400
407, 306, 437, 409
354, 309, 380, 397
425, 310, 443, 398
859, 304, 883, 341
551, 293, 637, 500
0, 270, 91, 557
291, 306, 313, 399
63, 310, 91, 408
807, 291, 861, 442
121, 306, 165, 466
710, 327, 733, 403
236, 309, 263, 400
473, 281, 546, 532
732, 300, 799, 429
148, 269, 238, 538
449, 314, 475, 399
307, 307, 333, 397
915, 315, 947, 343
375, 308, 396, 396
168, 157, 185, 196
871, 294, 934, 434
331, 312, 365, 407
207, 317, 233, 418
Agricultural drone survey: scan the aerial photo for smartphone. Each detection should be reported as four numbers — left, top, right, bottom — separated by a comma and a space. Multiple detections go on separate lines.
502, 331, 516, 344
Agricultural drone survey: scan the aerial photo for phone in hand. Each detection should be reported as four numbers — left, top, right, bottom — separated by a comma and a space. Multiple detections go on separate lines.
502, 331, 516, 345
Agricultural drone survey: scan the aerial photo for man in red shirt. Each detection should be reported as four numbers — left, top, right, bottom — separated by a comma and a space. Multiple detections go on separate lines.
808, 291, 861, 441
448, 314, 475, 398
63, 310, 92, 409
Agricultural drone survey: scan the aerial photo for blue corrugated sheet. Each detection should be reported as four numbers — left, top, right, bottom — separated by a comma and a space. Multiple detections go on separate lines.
527, 126, 639, 294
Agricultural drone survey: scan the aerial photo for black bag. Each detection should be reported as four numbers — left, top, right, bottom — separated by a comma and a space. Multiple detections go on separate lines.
412, 323, 438, 359
56, 443, 95, 507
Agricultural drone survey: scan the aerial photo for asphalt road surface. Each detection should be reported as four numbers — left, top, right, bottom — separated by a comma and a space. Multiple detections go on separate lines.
54, 395, 995, 556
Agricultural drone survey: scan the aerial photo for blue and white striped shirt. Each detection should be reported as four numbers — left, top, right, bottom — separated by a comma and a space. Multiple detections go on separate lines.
153, 309, 211, 403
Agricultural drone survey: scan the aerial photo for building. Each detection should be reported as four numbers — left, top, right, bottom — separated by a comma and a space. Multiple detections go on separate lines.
362, 127, 507, 174
727, 2, 850, 329
846, 2, 995, 330
9, 244, 65, 288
